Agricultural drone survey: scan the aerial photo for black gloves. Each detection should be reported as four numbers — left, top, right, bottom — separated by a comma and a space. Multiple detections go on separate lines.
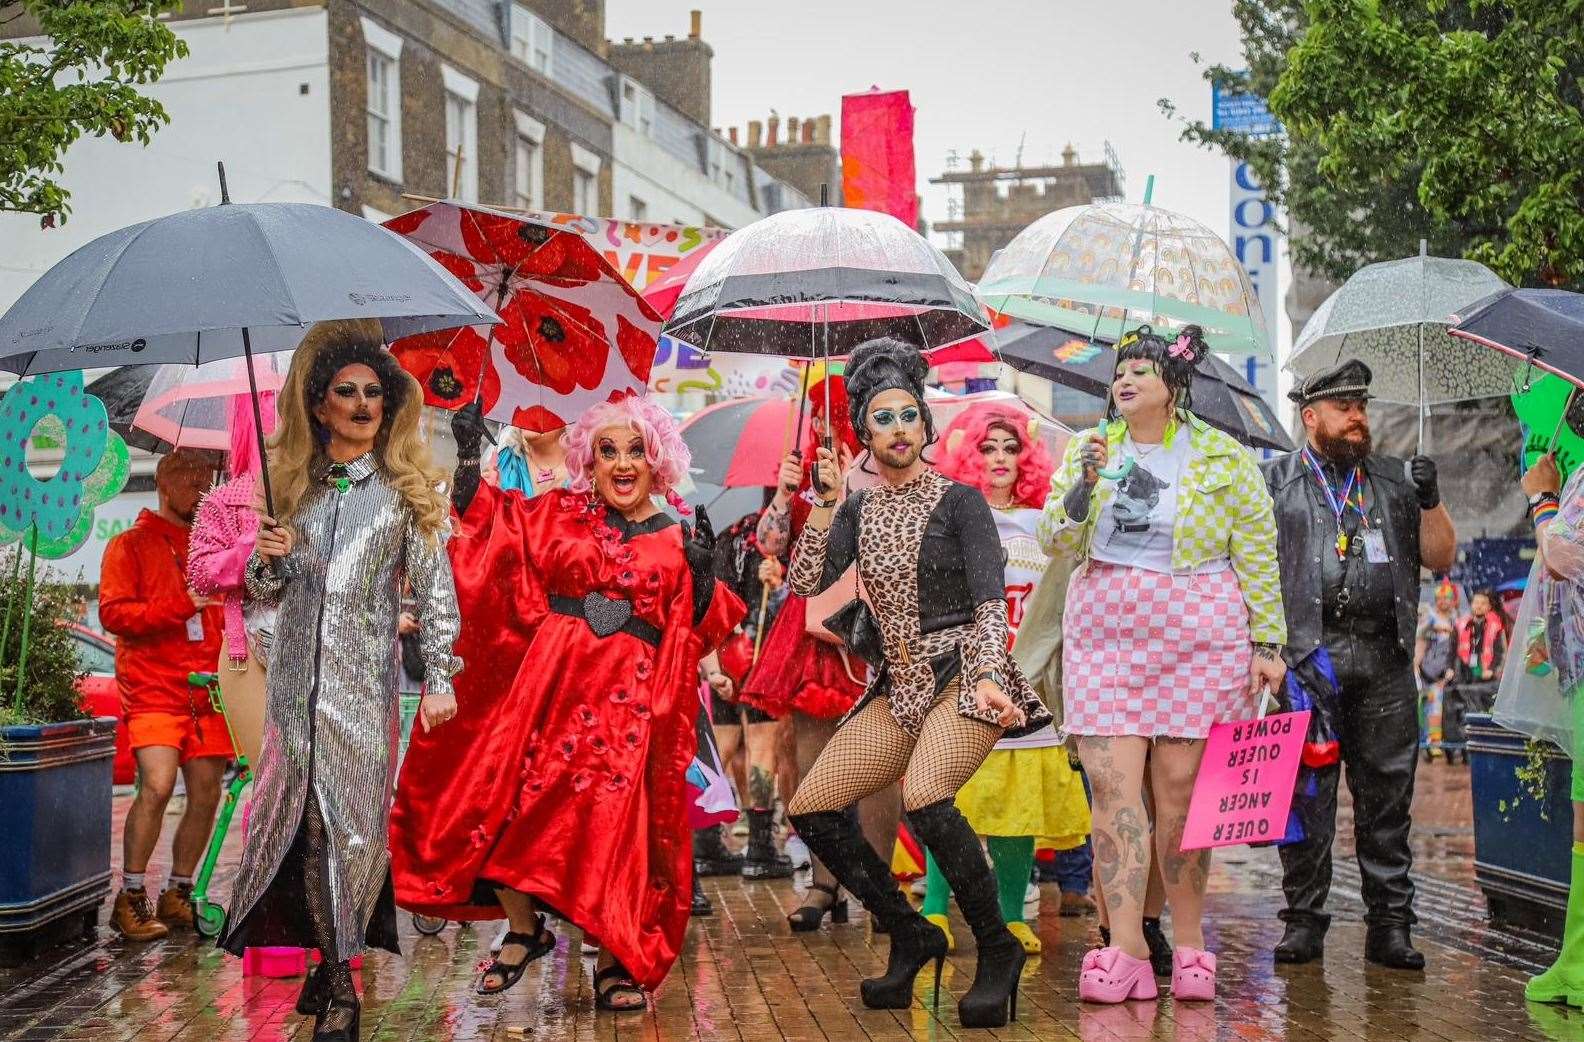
451, 400, 490, 460
1408, 455, 1440, 510
683, 506, 718, 624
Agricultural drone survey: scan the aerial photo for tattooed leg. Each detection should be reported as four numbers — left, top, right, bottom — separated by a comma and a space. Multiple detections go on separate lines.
744, 720, 780, 810
1150, 737, 1211, 950
1075, 735, 1151, 959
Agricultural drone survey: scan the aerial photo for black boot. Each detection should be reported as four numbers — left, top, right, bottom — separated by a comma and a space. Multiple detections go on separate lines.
908, 800, 1024, 1029
1142, 917, 1173, 977
741, 808, 793, 880
1365, 924, 1425, 970
694, 826, 743, 877
690, 876, 714, 917
790, 810, 946, 1010
296, 961, 329, 1016
313, 961, 360, 1041
1274, 920, 1326, 964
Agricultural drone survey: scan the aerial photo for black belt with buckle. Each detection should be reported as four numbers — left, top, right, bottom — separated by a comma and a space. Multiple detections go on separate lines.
550, 594, 662, 647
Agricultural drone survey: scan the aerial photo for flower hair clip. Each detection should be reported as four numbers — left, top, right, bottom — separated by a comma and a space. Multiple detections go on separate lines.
1169, 333, 1197, 361
1115, 331, 1142, 351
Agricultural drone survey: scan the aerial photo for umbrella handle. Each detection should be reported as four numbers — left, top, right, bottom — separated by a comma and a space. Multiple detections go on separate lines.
1096, 458, 1135, 482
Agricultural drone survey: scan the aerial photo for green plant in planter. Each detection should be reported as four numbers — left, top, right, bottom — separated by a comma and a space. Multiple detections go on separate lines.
1497, 737, 1561, 823
0, 547, 87, 729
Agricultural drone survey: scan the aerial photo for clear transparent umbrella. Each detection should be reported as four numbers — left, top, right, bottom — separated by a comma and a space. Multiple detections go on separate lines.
1289, 251, 1510, 448
977, 200, 1270, 356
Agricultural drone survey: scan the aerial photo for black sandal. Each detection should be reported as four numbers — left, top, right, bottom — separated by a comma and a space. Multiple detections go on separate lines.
476, 916, 556, 995
787, 883, 849, 932
593, 962, 646, 1012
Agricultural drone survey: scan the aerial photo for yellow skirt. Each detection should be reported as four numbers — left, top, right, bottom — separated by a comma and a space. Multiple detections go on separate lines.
955, 746, 1091, 842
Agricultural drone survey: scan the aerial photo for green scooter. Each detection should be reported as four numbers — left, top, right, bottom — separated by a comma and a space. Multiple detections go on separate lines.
187, 670, 251, 938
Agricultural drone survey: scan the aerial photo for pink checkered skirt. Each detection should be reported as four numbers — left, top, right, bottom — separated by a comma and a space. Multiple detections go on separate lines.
1061, 560, 1253, 738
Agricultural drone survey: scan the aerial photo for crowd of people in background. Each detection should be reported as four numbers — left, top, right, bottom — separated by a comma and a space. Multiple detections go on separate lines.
101, 312, 1584, 1040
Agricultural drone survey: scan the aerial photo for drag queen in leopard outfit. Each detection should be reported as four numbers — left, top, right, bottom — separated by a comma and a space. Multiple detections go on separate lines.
785, 338, 1050, 1030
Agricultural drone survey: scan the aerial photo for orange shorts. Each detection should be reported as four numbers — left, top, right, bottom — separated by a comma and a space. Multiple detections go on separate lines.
126, 710, 235, 764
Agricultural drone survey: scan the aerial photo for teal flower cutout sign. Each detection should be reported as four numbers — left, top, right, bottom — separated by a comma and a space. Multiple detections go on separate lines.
0, 373, 125, 557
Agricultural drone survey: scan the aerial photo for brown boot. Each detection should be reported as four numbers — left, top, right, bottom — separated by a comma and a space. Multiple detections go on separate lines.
157, 884, 196, 929
112, 888, 170, 941
1059, 890, 1097, 917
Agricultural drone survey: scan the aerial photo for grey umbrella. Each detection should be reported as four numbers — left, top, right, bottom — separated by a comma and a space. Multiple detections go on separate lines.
0, 166, 498, 512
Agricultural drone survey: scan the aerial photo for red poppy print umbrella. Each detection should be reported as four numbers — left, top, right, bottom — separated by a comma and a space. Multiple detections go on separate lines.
384, 201, 662, 432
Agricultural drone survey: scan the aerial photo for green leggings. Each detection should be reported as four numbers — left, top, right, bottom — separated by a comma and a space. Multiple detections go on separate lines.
921, 834, 1036, 923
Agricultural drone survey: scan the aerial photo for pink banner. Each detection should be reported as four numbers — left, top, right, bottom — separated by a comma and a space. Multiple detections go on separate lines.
841, 89, 918, 228
1181, 710, 1310, 850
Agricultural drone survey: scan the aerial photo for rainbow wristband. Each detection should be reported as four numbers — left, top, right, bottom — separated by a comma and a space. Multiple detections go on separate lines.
1532, 497, 1559, 527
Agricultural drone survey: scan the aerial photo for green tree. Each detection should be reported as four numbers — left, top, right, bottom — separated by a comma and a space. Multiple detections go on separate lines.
0, 0, 187, 227
1162, 0, 1584, 290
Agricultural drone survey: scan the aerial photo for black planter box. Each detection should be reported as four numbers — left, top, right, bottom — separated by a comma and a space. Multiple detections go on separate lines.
0, 717, 116, 964
1468, 713, 1572, 936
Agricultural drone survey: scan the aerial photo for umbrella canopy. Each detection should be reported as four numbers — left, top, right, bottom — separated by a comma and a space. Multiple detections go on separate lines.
680, 396, 812, 489
639, 238, 721, 320
992, 322, 1292, 452
384, 201, 661, 432
1288, 254, 1511, 408
978, 202, 1270, 356
0, 200, 498, 374
664, 207, 986, 357
85, 354, 290, 454
1450, 288, 1584, 389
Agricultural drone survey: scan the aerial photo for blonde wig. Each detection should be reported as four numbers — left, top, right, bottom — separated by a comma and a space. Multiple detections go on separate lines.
268, 319, 449, 543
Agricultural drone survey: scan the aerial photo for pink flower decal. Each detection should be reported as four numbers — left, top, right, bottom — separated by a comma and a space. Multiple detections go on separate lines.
635, 657, 654, 681
588, 734, 609, 755
623, 729, 642, 750
631, 701, 652, 721
610, 687, 632, 705
470, 826, 489, 848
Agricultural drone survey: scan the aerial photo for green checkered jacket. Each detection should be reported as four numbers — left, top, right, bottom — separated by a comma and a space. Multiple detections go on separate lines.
1037, 410, 1287, 646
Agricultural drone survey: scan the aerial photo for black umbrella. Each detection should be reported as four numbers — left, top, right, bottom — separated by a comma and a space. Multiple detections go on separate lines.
0, 165, 498, 515
994, 321, 1294, 452
1450, 288, 1584, 388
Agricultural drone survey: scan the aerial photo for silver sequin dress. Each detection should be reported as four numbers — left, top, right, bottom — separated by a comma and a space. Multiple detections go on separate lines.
219, 453, 461, 961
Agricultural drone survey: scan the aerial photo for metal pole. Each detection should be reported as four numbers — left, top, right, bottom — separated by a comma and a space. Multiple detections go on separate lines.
1417, 321, 1427, 454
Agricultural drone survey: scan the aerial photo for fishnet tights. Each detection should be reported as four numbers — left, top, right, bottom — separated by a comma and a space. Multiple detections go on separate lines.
301, 795, 357, 1026
788, 683, 1002, 814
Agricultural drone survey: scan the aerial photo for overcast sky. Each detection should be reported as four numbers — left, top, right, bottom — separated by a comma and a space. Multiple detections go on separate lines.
605, 0, 1246, 241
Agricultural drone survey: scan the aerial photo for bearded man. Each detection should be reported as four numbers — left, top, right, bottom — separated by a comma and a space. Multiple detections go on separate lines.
1261, 360, 1456, 970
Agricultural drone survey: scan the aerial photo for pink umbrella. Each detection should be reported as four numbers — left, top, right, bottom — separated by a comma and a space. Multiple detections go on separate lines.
131, 355, 288, 453
639, 238, 721, 320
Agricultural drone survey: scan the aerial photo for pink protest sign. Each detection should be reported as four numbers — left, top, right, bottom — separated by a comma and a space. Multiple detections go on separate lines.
1181, 710, 1310, 851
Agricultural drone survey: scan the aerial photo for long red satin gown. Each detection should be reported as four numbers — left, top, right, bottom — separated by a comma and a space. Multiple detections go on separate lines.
390, 483, 743, 990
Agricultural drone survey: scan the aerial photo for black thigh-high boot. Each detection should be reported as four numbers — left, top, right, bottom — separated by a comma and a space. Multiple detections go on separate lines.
789, 810, 947, 1009
908, 800, 1024, 1028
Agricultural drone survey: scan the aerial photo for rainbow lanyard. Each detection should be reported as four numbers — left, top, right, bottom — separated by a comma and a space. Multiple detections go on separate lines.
1301, 447, 1367, 560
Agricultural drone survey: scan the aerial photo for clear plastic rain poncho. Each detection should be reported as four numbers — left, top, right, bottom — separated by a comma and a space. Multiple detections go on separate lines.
1494, 466, 1584, 760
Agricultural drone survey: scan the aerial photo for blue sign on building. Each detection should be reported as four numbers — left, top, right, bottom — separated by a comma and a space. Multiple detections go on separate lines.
1212, 77, 1280, 137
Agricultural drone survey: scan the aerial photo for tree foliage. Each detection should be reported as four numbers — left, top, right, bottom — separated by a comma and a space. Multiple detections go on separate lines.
1162, 0, 1584, 290
0, 0, 187, 226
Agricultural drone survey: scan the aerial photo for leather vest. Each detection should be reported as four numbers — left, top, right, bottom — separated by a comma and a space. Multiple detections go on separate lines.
1261, 450, 1422, 657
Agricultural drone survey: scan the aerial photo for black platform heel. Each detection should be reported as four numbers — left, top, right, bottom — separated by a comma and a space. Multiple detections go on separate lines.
313, 996, 360, 1042
907, 799, 1025, 1028
787, 882, 849, 932
789, 810, 947, 1010
296, 961, 328, 1016
859, 915, 949, 1010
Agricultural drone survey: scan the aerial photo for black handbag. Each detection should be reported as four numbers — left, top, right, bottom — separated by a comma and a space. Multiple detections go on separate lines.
817, 496, 884, 667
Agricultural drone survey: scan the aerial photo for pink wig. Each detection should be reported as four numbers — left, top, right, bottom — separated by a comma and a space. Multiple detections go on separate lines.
565, 394, 693, 514
936, 403, 1053, 509
227, 390, 277, 479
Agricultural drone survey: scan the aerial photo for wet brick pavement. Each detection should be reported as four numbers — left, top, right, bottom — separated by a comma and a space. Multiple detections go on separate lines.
2, 764, 1581, 1041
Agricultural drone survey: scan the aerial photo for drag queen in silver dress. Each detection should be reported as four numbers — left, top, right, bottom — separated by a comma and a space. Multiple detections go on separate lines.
219, 321, 461, 1042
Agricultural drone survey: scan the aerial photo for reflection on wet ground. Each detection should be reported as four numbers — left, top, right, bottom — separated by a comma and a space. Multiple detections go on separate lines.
2, 765, 1581, 1040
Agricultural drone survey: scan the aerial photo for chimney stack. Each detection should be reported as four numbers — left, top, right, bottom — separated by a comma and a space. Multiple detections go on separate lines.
766, 113, 779, 146
815, 114, 832, 145
801, 119, 815, 144
786, 116, 800, 143
969, 149, 985, 172
1062, 143, 1077, 166
747, 120, 763, 148
689, 9, 702, 38
728, 126, 738, 145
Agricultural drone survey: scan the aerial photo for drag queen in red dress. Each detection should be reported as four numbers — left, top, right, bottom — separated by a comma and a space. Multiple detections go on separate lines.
390, 395, 743, 1012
